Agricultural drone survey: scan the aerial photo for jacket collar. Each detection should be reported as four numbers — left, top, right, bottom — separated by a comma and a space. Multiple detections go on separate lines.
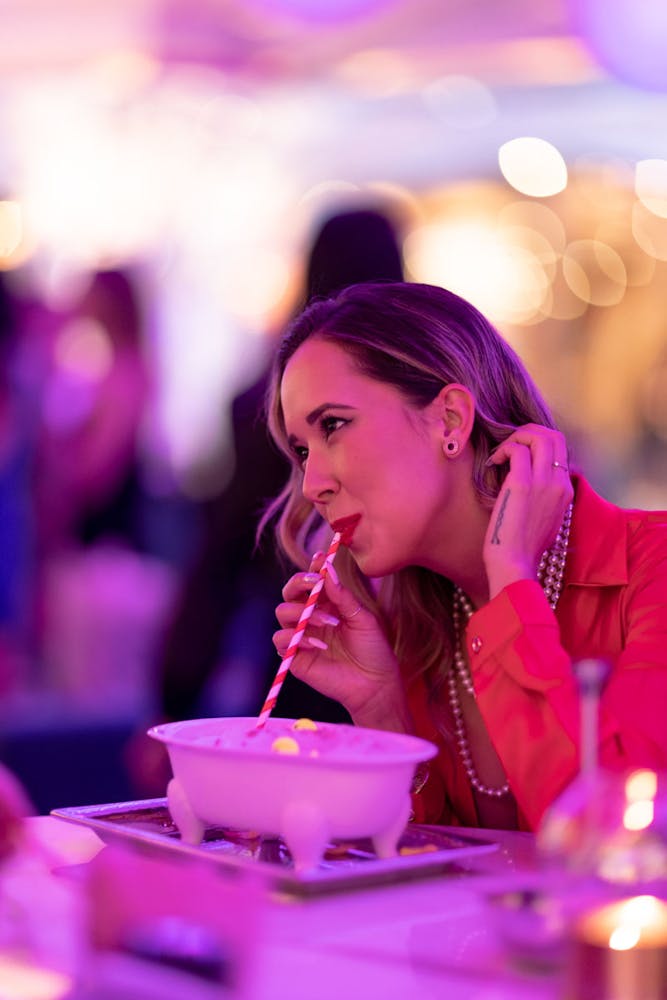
566, 475, 628, 587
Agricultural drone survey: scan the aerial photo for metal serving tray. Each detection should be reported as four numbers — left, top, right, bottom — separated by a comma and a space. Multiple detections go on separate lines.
52, 797, 498, 897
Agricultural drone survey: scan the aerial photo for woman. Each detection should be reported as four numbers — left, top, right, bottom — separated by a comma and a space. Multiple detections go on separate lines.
268, 282, 667, 832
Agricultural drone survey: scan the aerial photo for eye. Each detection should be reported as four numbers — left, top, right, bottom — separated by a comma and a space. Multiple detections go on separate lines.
289, 414, 349, 468
291, 444, 309, 467
320, 415, 348, 439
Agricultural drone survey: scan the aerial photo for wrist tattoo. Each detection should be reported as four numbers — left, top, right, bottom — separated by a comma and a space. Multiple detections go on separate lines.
491, 489, 510, 545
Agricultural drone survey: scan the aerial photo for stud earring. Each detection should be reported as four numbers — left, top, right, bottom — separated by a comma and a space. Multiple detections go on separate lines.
445, 439, 460, 457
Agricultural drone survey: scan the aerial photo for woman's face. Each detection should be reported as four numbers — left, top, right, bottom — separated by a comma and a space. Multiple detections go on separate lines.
280, 336, 455, 577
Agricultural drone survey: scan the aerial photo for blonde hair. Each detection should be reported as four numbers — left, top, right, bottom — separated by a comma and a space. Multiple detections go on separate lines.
262, 282, 557, 703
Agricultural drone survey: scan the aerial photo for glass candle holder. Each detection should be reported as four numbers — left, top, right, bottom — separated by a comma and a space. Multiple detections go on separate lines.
566, 894, 667, 1000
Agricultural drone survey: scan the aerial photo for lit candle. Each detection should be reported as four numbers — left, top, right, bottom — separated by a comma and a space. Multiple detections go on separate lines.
568, 895, 667, 1000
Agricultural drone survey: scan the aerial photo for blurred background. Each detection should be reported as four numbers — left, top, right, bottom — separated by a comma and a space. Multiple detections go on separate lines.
1, 0, 666, 812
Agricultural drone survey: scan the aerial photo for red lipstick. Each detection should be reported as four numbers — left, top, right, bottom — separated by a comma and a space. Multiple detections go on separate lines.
331, 514, 361, 546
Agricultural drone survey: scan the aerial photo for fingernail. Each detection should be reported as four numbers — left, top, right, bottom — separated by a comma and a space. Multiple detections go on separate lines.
306, 636, 328, 650
326, 561, 340, 586
485, 455, 495, 467
303, 573, 320, 584
319, 613, 340, 627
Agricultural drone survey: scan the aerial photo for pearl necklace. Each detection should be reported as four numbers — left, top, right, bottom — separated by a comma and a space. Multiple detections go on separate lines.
448, 503, 573, 798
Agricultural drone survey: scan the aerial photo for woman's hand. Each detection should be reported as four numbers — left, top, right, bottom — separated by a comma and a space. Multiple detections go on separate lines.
273, 553, 411, 731
484, 424, 574, 600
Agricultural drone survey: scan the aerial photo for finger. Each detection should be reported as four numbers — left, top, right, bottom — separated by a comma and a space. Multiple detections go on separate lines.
276, 600, 313, 628
501, 422, 556, 441
321, 565, 370, 622
281, 572, 320, 602
272, 627, 293, 657
272, 626, 327, 659
492, 441, 572, 506
310, 608, 341, 627
491, 440, 533, 485
303, 635, 328, 650
502, 428, 571, 487
490, 434, 551, 468
489, 425, 563, 463
550, 458, 571, 475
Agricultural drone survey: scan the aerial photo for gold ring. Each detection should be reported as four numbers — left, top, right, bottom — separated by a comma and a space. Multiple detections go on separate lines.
552, 461, 569, 471
345, 605, 363, 620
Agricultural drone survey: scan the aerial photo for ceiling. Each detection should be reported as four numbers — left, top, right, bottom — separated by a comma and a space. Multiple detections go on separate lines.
1, 1, 577, 82
3, 0, 667, 197
2, 0, 666, 504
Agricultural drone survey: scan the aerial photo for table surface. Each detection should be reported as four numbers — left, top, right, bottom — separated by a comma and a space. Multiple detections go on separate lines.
1, 816, 571, 1000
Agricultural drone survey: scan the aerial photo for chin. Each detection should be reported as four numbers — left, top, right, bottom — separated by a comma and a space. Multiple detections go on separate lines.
351, 550, 406, 579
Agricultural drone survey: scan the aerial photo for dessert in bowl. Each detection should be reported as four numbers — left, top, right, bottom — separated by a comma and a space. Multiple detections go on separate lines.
148, 717, 437, 871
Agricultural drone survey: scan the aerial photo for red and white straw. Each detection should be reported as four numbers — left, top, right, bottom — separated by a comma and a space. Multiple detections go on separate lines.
256, 531, 343, 728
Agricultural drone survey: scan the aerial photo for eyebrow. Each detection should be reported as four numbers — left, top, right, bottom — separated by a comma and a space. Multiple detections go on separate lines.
305, 402, 355, 426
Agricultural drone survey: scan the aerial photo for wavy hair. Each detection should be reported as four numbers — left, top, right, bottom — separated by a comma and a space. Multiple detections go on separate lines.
262, 282, 557, 705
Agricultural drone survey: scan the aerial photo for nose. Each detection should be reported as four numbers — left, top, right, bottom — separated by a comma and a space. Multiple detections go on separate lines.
301, 450, 338, 505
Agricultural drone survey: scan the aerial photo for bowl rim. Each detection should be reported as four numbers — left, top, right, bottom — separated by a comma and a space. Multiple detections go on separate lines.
146, 716, 438, 768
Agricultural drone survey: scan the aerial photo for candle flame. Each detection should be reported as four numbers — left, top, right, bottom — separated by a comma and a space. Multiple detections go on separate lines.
609, 925, 641, 951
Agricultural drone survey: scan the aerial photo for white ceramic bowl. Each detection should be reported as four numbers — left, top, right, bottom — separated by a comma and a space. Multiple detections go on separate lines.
148, 717, 437, 871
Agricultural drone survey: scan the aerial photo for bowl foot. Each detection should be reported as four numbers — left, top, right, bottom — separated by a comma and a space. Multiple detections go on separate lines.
167, 777, 205, 845
372, 794, 412, 859
281, 800, 330, 873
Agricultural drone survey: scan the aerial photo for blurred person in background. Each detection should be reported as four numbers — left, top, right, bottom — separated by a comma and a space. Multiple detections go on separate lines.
0, 277, 34, 849
33, 268, 150, 559
129, 206, 405, 795
31, 268, 176, 719
0, 273, 34, 697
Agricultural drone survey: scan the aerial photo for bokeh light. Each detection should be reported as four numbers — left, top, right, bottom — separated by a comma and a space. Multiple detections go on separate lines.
498, 200, 567, 255
405, 217, 551, 326
626, 769, 658, 802
635, 159, 667, 219
562, 238, 627, 306
623, 799, 655, 832
498, 137, 568, 198
632, 200, 667, 261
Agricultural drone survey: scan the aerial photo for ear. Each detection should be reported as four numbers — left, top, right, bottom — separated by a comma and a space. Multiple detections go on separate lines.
427, 383, 476, 457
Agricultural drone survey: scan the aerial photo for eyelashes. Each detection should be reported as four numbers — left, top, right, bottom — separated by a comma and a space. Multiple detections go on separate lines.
320, 415, 348, 439
290, 415, 350, 466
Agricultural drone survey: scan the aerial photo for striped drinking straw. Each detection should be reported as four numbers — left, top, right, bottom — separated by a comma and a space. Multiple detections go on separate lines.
256, 531, 342, 728
256, 517, 358, 728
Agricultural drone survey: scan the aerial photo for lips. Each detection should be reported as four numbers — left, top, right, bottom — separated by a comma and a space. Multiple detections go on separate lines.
330, 514, 361, 546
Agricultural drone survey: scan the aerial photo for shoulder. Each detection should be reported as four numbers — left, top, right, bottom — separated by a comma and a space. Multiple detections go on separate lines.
568, 476, 667, 587
625, 507, 667, 573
